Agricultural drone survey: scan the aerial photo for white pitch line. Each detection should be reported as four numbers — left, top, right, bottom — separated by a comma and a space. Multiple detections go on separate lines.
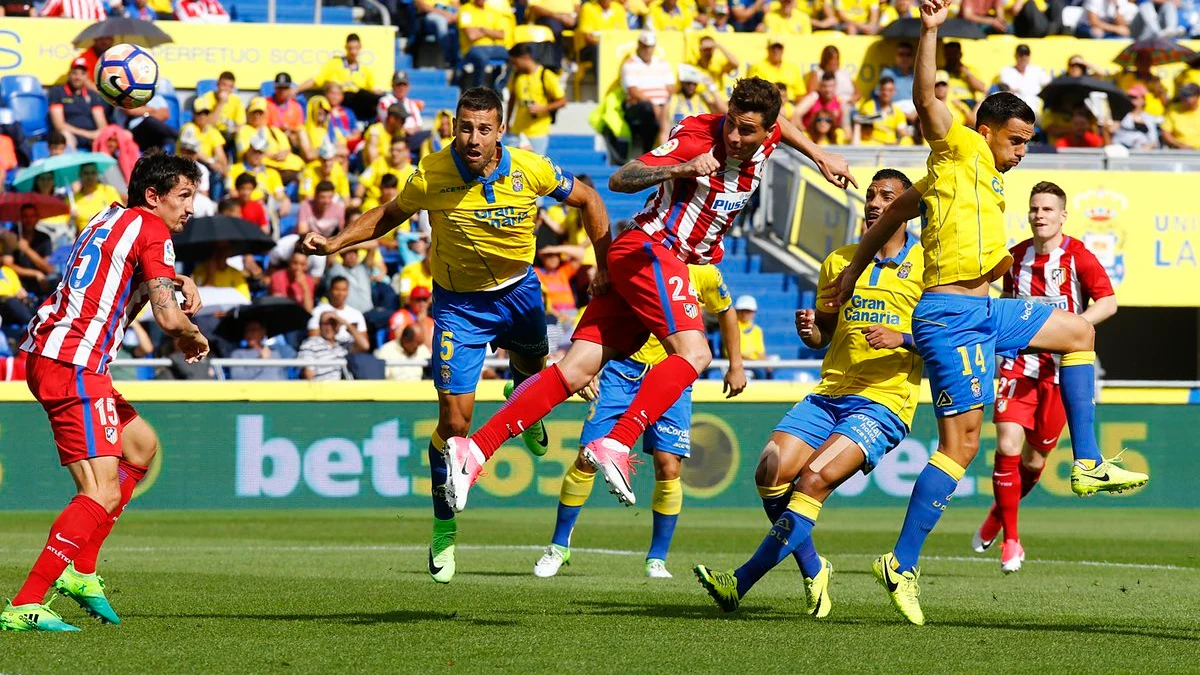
101, 544, 1194, 571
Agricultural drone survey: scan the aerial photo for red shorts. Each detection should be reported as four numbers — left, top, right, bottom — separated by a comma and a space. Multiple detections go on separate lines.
572, 228, 705, 356
993, 372, 1066, 451
25, 352, 138, 466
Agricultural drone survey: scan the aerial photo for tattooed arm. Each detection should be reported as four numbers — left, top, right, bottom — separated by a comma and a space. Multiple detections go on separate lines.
608, 152, 722, 194
145, 276, 210, 362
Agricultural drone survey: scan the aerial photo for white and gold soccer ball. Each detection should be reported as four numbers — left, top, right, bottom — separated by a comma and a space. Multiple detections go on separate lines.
94, 43, 159, 109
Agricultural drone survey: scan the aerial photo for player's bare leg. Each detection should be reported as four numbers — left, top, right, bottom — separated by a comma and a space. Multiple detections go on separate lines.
428, 391, 474, 582
447, 340, 615, 512
586, 330, 710, 506
645, 450, 683, 578
1026, 310, 1148, 494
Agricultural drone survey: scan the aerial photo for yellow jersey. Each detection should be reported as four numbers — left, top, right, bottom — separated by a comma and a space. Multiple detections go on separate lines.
576, 0, 628, 52
879, 2, 918, 24
1175, 68, 1200, 96
913, 123, 1012, 287
632, 264, 732, 365
737, 320, 766, 360
179, 122, 225, 159
509, 67, 565, 139
747, 60, 804, 101
857, 99, 908, 145
0, 264, 22, 297
762, 7, 812, 33
72, 185, 121, 231
395, 260, 435, 304
298, 160, 351, 202
1163, 103, 1200, 148
234, 125, 303, 171
214, 93, 246, 134
194, 262, 250, 300
647, 1, 695, 30
667, 91, 711, 125
315, 56, 378, 93
360, 157, 417, 211
833, 0, 873, 23
364, 121, 401, 162
458, 4, 509, 54
227, 162, 284, 202
1114, 71, 1167, 117
396, 144, 575, 293
813, 235, 924, 426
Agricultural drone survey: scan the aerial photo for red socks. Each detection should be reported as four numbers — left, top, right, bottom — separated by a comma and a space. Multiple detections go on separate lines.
607, 355, 699, 448
1018, 460, 1044, 498
472, 365, 572, 457
991, 453, 1022, 541
73, 460, 149, 575
12, 495, 110, 606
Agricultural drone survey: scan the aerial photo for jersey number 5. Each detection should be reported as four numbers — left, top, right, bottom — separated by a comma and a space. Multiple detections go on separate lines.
957, 344, 987, 376
69, 229, 113, 291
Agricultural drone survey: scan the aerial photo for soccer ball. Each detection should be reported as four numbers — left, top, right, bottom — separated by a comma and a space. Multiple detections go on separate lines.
95, 43, 159, 109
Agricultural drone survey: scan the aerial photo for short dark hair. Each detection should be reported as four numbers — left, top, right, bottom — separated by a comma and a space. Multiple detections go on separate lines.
728, 77, 782, 129
47, 131, 67, 146
126, 151, 203, 208
456, 86, 504, 124
509, 43, 534, 59
217, 197, 239, 214
219, 71, 235, 82
897, 41, 914, 52
820, 71, 837, 82
380, 173, 400, 189
975, 92, 1036, 130
879, 76, 895, 87
315, 180, 335, 194
346, 33, 361, 43
19, 202, 37, 214
1030, 180, 1067, 206
235, 173, 258, 188
330, 276, 350, 288
872, 168, 912, 191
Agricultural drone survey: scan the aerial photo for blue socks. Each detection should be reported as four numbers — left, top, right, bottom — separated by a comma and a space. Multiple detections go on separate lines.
760, 491, 818, 575
551, 504, 582, 548
734, 510, 817, 598
1060, 352, 1103, 465
648, 512, 678, 561
892, 452, 965, 573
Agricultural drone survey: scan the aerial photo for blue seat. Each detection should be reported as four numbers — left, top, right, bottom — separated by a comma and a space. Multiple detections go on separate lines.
31, 141, 49, 161
161, 92, 181, 131
0, 75, 41, 100
8, 91, 49, 138
322, 5, 355, 22
195, 78, 218, 96
260, 81, 275, 98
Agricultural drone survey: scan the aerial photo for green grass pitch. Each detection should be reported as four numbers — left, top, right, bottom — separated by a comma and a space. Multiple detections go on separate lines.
2, 507, 1198, 673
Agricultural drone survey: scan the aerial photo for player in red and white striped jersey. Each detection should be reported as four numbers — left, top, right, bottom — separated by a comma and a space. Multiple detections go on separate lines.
444, 77, 856, 512
2, 154, 209, 633
973, 181, 1117, 574
37, 0, 108, 20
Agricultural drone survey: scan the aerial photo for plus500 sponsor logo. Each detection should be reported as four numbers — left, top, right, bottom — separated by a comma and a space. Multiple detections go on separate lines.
711, 194, 750, 212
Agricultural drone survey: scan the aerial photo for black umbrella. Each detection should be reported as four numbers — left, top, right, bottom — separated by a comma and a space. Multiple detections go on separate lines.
881, 18, 987, 40
72, 17, 174, 49
1039, 75, 1133, 121
173, 215, 275, 261
216, 296, 312, 342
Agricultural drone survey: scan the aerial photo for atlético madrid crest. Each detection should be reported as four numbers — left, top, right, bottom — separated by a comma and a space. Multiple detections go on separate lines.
683, 303, 698, 319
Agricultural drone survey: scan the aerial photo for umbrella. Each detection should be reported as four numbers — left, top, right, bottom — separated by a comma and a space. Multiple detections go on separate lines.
137, 286, 250, 323
0, 192, 69, 222
881, 18, 987, 40
1040, 75, 1134, 120
72, 17, 174, 49
1114, 37, 1197, 69
172, 215, 275, 261
215, 296, 312, 342
12, 152, 118, 192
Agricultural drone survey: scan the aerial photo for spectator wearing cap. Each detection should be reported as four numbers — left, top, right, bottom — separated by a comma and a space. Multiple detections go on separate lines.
412, 0, 461, 69
999, 45, 1051, 114
856, 76, 909, 145
796, 71, 843, 130
1162, 83, 1200, 149
377, 71, 425, 136
388, 285, 435, 345
958, 0, 1008, 33
659, 66, 725, 145
748, 38, 804, 105
357, 138, 416, 211
506, 43, 567, 155
707, 2, 737, 30
934, 69, 975, 127
49, 58, 108, 151
267, 72, 305, 134
620, 31, 676, 156
535, 245, 584, 319
176, 0, 230, 21
323, 82, 363, 153
213, 71, 246, 142
1055, 107, 1106, 148
301, 33, 384, 121
457, 0, 512, 90
297, 180, 347, 240
759, 0, 813, 33
420, 109, 455, 159
180, 92, 228, 175
270, 251, 318, 313
1114, 50, 1170, 118
376, 324, 432, 382
1110, 84, 1160, 149
300, 95, 348, 163
731, 295, 766, 362
299, 142, 353, 204
689, 36, 739, 93
1075, 0, 1133, 37
236, 96, 304, 182
647, 0, 694, 30
228, 134, 292, 218
232, 174, 271, 232
527, 0, 580, 64
37, 0, 107, 20
363, 104, 408, 167
575, 0, 627, 68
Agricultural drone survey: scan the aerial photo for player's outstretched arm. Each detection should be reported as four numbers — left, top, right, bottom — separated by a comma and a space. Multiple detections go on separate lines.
821, 187, 921, 309
777, 116, 857, 189
608, 153, 721, 194
299, 199, 414, 257
716, 307, 747, 398
914, 0, 954, 142
146, 276, 209, 363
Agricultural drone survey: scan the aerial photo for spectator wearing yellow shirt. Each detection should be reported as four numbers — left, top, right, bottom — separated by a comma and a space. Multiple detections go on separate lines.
506, 44, 567, 155
420, 110, 455, 159
180, 93, 228, 176
299, 33, 382, 121
194, 242, 250, 300
527, 0, 580, 64
356, 138, 417, 211
212, 71, 246, 144
458, 0, 511, 89
933, 69, 975, 127
747, 38, 804, 103
1176, 57, 1200, 98
648, 0, 696, 30
730, 295, 766, 361
236, 97, 305, 181
830, 0, 878, 33
941, 41, 986, 107
878, 0, 918, 26
71, 163, 123, 232
392, 255, 434, 305
0, 258, 32, 329
1161, 84, 1200, 149
1113, 51, 1170, 118
658, 66, 727, 144
758, 0, 812, 34
299, 144, 353, 205
576, 0, 628, 67
689, 35, 740, 96
299, 95, 349, 163
227, 135, 292, 217
855, 76, 909, 145
362, 104, 407, 167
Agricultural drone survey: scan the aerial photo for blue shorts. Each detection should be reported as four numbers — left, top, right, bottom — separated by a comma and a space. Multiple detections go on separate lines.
579, 358, 692, 457
913, 293, 1054, 418
431, 268, 549, 395
773, 394, 908, 473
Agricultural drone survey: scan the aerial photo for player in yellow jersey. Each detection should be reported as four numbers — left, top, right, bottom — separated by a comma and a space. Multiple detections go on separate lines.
533, 262, 746, 580
298, 88, 611, 585
824, 2, 1147, 625
695, 169, 923, 618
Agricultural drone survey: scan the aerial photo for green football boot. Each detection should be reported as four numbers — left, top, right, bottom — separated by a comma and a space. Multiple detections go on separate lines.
54, 563, 120, 624
804, 556, 833, 619
1070, 455, 1149, 496
429, 517, 457, 584
1, 600, 81, 632
504, 380, 549, 456
693, 565, 740, 613
872, 552, 924, 626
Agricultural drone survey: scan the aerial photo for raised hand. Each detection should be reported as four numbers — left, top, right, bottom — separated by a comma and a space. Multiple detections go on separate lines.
298, 232, 333, 256
678, 151, 722, 178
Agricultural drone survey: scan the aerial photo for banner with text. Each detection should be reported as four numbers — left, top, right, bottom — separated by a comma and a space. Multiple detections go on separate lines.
0, 401, 1191, 510
0, 18, 395, 89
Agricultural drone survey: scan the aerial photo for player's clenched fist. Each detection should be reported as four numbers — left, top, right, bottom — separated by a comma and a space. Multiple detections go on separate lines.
795, 309, 816, 338
860, 325, 904, 350
298, 232, 333, 256
179, 330, 210, 363
678, 151, 722, 178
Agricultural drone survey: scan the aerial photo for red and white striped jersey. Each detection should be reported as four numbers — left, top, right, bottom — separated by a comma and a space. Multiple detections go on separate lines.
176, 0, 231, 22
21, 204, 177, 375
633, 114, 782, 265
39, 0, 107, 20
999, 235, 1114, 383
